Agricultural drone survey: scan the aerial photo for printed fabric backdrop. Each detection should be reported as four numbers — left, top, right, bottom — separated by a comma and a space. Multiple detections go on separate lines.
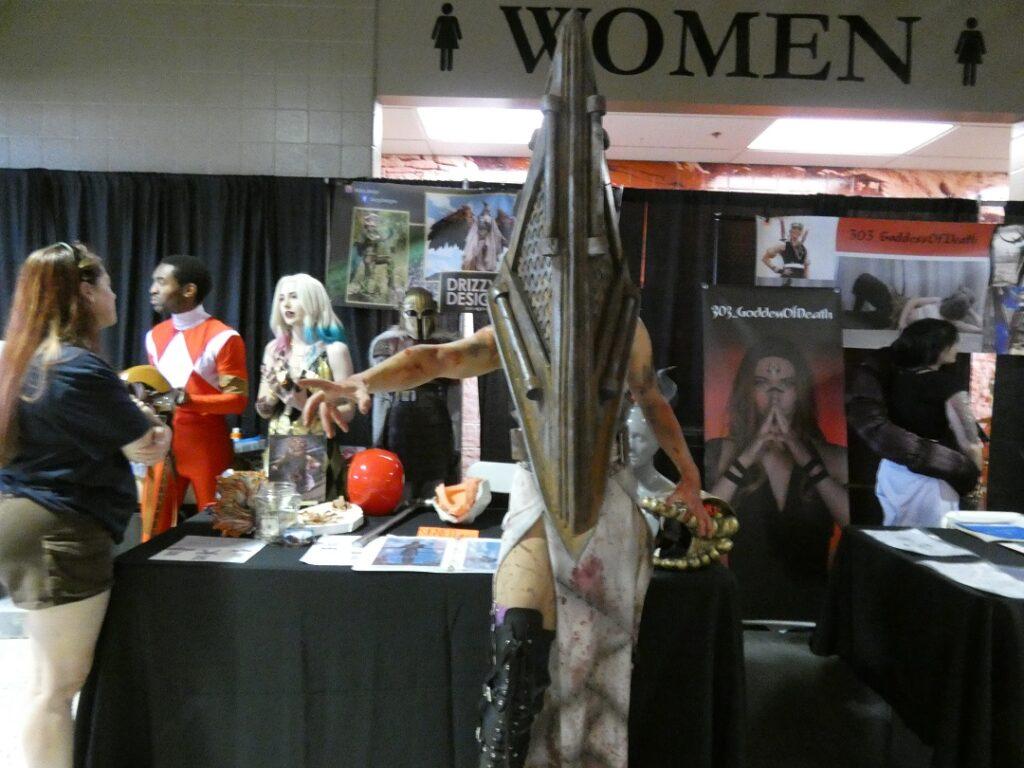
754, 216, 999, 352
703, 285, 846, 621
328, 181, 516, 309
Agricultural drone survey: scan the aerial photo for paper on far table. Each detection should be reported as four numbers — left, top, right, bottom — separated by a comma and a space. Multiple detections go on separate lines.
300, 535, 362, 566
860, 528, 977, 558
954, 523, 1024, 542
150, 535, 266, 563
919, 559, 1024, 600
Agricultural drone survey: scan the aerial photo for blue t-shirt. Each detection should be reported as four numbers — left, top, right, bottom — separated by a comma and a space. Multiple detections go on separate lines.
0, 347, 151, 540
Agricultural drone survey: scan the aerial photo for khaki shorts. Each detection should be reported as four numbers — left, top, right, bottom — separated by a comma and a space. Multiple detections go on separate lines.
0, 496, 113, 610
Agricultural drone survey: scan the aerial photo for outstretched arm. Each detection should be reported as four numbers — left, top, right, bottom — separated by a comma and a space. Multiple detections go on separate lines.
627, 320, 710, 535
301, 326, 500, 436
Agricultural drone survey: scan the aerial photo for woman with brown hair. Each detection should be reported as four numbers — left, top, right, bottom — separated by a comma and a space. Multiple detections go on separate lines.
0, 242, 169, 768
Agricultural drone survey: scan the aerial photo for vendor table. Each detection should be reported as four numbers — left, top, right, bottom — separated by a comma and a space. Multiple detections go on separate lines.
75, 508, 744, 768
811, 527, 1024, 768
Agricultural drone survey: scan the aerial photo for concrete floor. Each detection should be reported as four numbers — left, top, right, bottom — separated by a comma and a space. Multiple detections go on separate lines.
0, 636, 29, 768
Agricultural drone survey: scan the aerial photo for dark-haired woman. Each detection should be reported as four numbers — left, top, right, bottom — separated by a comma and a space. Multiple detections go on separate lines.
0, 242, 170, 768
875, 318, 982, 527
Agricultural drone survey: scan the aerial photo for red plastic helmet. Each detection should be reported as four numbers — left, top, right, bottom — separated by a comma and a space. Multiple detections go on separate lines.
346, 448, 405, 516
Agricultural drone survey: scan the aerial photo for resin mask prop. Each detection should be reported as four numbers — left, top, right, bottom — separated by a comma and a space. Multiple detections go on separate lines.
400, 287, 438, 341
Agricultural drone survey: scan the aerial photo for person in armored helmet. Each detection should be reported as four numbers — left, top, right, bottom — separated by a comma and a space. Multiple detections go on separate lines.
367, 287, 461, 498
300, 14, 709, 768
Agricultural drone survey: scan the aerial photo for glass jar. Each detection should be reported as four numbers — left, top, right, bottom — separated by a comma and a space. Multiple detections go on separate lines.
253, 481, 302, 543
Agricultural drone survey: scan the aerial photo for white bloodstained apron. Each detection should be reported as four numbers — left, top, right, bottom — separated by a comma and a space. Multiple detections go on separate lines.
498, 464, 653, 768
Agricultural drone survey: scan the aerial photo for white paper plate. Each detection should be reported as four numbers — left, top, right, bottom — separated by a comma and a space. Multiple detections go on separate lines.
296, 503, 365, 535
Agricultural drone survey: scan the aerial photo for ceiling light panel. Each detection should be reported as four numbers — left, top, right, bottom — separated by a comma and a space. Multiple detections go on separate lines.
748, 118, 953, 156
417, 107, 543, 145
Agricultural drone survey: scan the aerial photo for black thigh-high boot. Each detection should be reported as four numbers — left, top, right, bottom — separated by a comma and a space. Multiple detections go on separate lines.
478, 608, 555, 768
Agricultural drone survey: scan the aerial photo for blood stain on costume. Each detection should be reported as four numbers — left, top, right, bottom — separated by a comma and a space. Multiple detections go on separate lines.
571, 555, 606, 602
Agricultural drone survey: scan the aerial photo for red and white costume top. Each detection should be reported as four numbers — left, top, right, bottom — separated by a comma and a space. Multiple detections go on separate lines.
145, 305, 248, 479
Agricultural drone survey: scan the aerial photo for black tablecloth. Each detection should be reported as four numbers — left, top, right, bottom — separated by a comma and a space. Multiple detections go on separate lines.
75, 508, 744, 768
811, 527, 1024, 768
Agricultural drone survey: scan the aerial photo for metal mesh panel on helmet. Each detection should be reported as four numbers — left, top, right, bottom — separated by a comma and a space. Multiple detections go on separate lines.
516, 186, 553, 351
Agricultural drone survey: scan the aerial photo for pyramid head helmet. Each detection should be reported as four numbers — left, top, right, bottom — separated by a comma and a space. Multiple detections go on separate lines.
487, 11, 639, 559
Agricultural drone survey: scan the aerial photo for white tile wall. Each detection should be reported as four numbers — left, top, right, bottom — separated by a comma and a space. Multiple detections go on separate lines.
0, 0, 379, 177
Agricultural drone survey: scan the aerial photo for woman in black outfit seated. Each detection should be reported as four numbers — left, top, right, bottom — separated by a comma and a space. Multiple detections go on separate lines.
874, 319, 981, 527
0, 242, 170, 768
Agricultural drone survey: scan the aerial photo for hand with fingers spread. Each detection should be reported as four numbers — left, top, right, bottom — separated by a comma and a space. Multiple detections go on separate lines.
298, 376, 369, 438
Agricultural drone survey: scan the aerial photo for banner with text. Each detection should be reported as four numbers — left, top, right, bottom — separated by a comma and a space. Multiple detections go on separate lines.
834, 218, 994, 351
755, 216, 997, 350
703, 285, 846, 621
328, 182, 517, 309
438, 271, 497, 312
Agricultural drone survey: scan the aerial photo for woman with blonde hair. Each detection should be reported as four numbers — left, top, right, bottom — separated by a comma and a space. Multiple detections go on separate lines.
0, 242, 169, 768
256, 273, 355, 497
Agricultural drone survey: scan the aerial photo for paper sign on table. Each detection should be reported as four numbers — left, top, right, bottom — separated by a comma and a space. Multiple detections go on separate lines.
417, 526, 479, 539
352, 535, 501, 573
919, 559, 1024, 600
861, 528, 977, 558
150, 536, 266, 564
300, 534, 363, 566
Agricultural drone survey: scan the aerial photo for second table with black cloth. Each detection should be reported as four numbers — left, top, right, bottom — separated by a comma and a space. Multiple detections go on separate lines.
812, 527, 1024, 768
75, 507, 745, 768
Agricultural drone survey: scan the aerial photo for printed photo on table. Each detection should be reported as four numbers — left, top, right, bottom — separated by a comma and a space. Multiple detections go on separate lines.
268, 434, 328, 502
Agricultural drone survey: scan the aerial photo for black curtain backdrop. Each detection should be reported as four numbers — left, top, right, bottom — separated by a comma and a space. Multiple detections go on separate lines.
617, 190, 980, 520
1005, 200, 1024, 224
0, 172, 983, 488
0, 169, 327, 437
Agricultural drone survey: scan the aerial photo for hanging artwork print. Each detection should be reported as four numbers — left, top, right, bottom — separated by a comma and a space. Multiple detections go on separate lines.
755, 216, 839, 288
327, 182, 515, 309
345, 207, 411, 307
328, 182, 425, 309
702, 285, 846, 622
425, 191, 516, 276
835, 218, 994, 351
